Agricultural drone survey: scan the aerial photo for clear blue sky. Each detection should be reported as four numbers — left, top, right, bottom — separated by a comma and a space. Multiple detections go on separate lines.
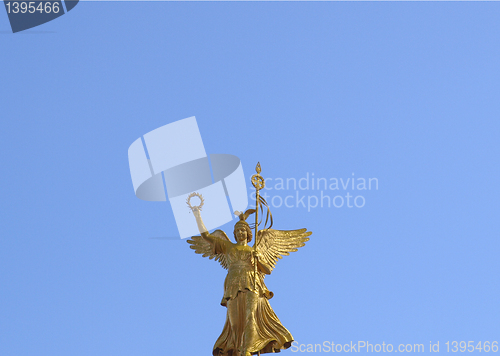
1, 2, 499, 355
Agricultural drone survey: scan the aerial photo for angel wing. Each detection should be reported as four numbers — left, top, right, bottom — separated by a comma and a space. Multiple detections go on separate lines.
256, 228, 312, 273
186, 230, 231, 269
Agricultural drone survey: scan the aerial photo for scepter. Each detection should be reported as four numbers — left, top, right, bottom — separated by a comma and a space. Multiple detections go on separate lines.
251, 162, 265, 291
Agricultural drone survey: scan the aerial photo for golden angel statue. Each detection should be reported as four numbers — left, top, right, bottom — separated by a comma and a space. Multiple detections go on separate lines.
186, 163, 312, 356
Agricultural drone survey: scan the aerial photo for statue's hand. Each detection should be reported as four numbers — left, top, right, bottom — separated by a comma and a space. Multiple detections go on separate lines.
186, 192, 204, 218
191, 206, 201, 218
253, 250, 262, 260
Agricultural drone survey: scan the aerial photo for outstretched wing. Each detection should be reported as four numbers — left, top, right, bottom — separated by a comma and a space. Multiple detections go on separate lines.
256, 228, 312, 273
186, 230, 231, 269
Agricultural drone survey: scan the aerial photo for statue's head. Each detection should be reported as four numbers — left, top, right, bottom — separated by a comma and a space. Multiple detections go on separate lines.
233, 209, 256, 243
234, 220, 253, 243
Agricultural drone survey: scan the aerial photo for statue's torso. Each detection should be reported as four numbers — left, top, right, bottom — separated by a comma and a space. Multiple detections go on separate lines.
220, 243, 269, 305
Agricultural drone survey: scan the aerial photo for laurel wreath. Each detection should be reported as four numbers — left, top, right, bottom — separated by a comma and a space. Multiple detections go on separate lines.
186, 192, 204, 211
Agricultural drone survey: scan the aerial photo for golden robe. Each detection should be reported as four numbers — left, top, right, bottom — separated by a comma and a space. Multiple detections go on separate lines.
212, 239, 293, 356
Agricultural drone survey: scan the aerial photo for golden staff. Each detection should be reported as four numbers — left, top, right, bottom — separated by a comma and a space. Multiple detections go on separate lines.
251, 162, 265, 291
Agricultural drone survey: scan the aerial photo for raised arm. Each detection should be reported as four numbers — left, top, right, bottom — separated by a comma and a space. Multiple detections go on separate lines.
191, 207, 215, 244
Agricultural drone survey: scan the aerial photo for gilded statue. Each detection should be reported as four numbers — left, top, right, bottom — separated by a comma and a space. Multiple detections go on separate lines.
187, 163, 312, 356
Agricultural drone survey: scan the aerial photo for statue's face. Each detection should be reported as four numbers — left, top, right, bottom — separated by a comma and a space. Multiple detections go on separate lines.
235, 227, 247, 242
